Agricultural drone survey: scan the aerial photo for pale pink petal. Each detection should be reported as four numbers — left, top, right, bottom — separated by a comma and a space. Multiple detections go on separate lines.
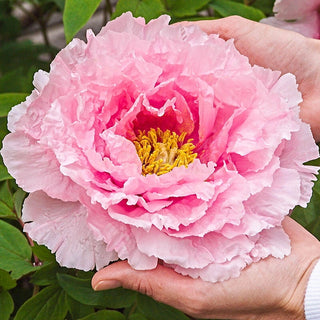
23, 192, 117, 270
1, 133, 82, 202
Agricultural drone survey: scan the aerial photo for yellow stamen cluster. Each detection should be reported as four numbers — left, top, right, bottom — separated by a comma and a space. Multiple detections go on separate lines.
133, 128, 197, 176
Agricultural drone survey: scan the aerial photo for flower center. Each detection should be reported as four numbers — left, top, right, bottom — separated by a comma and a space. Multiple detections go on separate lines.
133, 128, 197, 176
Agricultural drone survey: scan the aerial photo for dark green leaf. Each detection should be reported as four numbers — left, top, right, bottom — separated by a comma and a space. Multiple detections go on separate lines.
53, 0, 65, 10
137, 294, 190, 320
135, 0, 166, 22
112, 0, 166, 22
128, 313, 148, 320
0, 290, 14, 320
0, 182, 15, 218
304, 157, 320, 166
0, 269, 16, 290
63, 0, 102, 42
166, 0, 209, 17
57, 273, 137, 308
67, 296, 95, 319
210, 0, 265, 21
292, 173, 320, 240
0, 41, 54, 75
112, 0, 140, 18
32, 243, 56, 263
251, 0, 274, 16
0, 220, 39, 279
0, 68, 34, 94
0, 165, 12, 181
14, 285, 68, 320
31, 263, 59, 286
79, 310, 125, 320
13, 188, 26, 218
0, 93, 28, 118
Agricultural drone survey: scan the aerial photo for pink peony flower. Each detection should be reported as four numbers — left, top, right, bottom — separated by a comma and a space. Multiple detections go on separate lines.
261, 0, 320, 39
1, 13, 319, 282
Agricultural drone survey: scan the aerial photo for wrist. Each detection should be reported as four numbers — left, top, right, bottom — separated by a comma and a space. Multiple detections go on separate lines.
284, 258, 320, 320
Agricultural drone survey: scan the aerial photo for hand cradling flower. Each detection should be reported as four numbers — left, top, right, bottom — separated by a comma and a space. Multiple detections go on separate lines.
2, 13, 318, 283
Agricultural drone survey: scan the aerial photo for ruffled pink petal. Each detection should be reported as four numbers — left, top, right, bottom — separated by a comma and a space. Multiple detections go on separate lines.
132, 226, 213, 269
1, 133, 82, 202
23, 191, 117, 270
87, 204, 158, 270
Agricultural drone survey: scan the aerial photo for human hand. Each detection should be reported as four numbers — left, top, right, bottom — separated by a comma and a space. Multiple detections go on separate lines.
92, 217, 320, 320
186, 16, 320, 142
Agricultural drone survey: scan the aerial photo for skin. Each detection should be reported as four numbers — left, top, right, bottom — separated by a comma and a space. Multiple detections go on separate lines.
92, 17, 320, 320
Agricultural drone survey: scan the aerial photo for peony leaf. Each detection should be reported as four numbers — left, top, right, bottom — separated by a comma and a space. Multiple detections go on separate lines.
112, 0, 166, 22
30, 263, 60, 286
13, 188, 26, 218
79, 310, 125, 320
128, 314, 148, 320
53, 0, 65, 10
291, 172, 320, 240
0, 290, 14, 320
137, 294, 190, 320
57, 273, 137, 308
0, 165, 12, 181
209, 0, 266, 21
67, 296, 95, 319
14, 285, 68, 320
0, 220, 39, 279
63, 0, 102, 43
251, 0, 275, 16
0, 93, 27, 118
0, 181, 15, 218
32, 243, 56, 263
165, 0, 209, 17
0, 269, 16, 290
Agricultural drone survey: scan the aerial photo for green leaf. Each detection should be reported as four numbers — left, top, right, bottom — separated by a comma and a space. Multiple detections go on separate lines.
0, 93, 28, 117
14, 285, 68, 320
0, 220, 39, 279
0, 269, 16, 290
67, 296, 95, 319
0, 165, 12, 181
128, 313, 148, 320
31, 263, 59, 286
0, 181, 14, 218
57, 273, 137, 308
0, 41, 55, 75
137, 294, 190, 320
112, 0, 166, 22
165, 0, 209, 17
0, 290, 14, 320
292, 172, 320, 240
304, 157, 320, 166
79, 310, 125, 320
251, 0, 274, 16
13, 188, 26, 218
53, 0, 65, 10
209, 0, 265, 21
63, 0, 102, 43
32, 243, 56, 263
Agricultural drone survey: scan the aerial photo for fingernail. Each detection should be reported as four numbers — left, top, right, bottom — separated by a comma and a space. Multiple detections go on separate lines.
93, 279, 122, 291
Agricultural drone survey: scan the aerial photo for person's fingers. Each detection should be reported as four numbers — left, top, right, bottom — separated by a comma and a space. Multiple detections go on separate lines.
187, 16, 307, 72
92, 260, 215, 317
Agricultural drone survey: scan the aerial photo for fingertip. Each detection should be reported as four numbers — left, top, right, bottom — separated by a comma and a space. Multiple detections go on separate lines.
92, 279, 122, 291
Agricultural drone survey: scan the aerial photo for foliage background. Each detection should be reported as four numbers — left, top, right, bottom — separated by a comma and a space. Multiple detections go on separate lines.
0, 1, 319, 319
